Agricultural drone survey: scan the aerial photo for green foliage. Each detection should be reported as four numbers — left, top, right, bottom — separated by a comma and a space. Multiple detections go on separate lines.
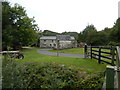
77, 20, 120, 46
2, 57, 24, 88
2, 1, 39, 50
2, 57, 104, 89
110, 18, 120, 42
78, 24, 98, 45
42, 30, 60, 36
80, 73, 104, 88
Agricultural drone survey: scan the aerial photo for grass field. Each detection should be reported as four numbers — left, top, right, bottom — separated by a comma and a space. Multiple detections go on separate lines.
49, 48, 84, 55
18, 47, 107, 74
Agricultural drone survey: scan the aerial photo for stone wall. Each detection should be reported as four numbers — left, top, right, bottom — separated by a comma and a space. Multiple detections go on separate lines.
40, 39, 77, 49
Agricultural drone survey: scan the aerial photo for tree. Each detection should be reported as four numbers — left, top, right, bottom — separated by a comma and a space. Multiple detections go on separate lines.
78, 24, 97, 45
110, 18, 120, 42
2, 1, 39, 50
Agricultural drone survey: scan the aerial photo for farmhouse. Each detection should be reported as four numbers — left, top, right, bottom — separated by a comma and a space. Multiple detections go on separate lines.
40, 35, 77, 49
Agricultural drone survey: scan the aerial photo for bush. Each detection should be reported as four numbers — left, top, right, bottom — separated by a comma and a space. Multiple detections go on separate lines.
2, 57, 24, 88
2, 57, 104, 89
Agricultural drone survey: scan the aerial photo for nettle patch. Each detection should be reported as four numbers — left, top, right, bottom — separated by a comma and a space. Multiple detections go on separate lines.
2, 58, 104, 88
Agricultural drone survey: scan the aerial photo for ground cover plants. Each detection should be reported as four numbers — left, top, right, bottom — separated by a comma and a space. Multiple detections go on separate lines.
2, 57, 104, 88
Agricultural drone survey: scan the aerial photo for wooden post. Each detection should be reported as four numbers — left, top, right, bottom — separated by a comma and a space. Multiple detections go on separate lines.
106, 65, 115, 88
116, 46, 120, 89
111, 46, 115, 66
90, 45, 92, 59
57, 40, 59, 56
98, 47, 101, 64
84, 44, 87, 58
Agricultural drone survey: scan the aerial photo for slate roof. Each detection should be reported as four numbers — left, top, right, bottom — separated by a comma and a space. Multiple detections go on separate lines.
40, 35, 75, 40
56, 35, 71, 40
40, 36, 56, 40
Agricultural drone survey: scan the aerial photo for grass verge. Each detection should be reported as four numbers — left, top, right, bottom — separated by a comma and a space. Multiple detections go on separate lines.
19, 47, 106, 74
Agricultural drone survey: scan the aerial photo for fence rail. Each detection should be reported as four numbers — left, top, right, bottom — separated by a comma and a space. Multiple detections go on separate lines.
84, 45, 120, 89
84, 45, 116, 65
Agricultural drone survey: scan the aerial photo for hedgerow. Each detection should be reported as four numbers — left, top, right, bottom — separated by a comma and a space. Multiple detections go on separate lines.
2, 57, 104, 88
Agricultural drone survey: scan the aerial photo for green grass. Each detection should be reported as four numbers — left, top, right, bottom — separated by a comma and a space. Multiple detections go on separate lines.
49, 47, 112, 57
49, 48, 84, 55
18, 47, 107, 74
92, 48, 111, 56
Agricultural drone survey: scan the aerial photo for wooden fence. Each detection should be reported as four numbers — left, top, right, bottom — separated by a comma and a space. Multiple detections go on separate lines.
84, 45, 116, 66
84, 45, 120, 89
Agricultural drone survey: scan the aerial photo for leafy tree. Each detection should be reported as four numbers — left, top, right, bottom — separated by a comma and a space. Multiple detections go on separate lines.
77, 32, 83, 43
78, 24, 97, 45
110, 18, 120, 43
42, 30, 60, 36
2, 1, 39, 50
77, 24, 115, 46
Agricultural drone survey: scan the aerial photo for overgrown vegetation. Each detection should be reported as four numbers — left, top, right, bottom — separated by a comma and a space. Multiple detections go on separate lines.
2, 57, 105, 88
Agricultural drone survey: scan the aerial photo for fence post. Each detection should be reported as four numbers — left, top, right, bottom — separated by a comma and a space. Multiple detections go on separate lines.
111, 46, 115, 66
116, 46, 120, 89
57, 40, 59, 56
84, 44, 87, 58
98, 47, 101, 64
90, 45, 92, 59
106, 65, 115, 88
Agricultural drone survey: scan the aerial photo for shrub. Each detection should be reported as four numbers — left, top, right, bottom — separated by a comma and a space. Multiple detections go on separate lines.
2, 57, 104, 89
2, 57, 24, 88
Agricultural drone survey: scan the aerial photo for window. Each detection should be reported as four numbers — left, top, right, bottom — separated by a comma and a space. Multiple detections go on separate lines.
44, 40, 46, 42
52, 40, 54, 42
54, 44, 56, 46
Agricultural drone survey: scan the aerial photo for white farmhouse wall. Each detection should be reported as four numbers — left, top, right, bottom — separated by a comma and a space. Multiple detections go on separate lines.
59, 41, 71, 49
40, 35, 77, 49
40, 39, 57, 48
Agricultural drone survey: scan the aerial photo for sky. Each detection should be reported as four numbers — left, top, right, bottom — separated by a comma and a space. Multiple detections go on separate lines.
8, 0, 119, 33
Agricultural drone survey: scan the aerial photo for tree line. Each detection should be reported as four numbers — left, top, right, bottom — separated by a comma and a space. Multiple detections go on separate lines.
41, 18, 120, 46
77, 18, 120, 46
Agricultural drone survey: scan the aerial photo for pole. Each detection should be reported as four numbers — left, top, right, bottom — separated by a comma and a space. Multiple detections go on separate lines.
116, 46, 120, 89
98, 47, 101, 64
84, 44, 87, 58
57, 40, 59, 56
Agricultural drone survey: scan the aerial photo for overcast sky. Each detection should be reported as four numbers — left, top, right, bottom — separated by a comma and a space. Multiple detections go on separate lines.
8, 0, 119, 33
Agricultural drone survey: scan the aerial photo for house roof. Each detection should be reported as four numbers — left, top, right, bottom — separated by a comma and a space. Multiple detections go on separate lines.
56, 35, 71, 40
40, 35, 75, 40
40, 36, 56, 40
